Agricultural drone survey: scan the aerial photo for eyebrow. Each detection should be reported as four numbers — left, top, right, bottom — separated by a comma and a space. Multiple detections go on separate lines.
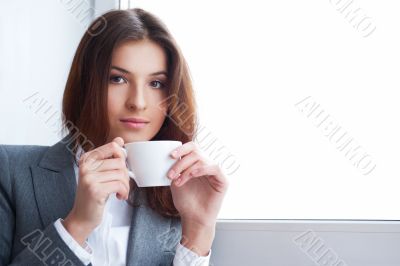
111, 66, 167, 77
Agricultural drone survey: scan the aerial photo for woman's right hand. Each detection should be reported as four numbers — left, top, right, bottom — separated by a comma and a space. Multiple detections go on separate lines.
63, 137, 130, 246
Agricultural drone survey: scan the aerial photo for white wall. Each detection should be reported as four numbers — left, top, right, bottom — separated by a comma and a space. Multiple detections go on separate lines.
0, 0, 117, 146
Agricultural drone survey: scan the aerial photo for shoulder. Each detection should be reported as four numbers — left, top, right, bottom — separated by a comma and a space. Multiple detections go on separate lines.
0, 144, 50, 188
0, 144, 49, 168
0, 144, 51, 208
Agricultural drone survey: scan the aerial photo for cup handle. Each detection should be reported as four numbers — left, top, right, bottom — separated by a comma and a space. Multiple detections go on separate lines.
121, 146, 136, 180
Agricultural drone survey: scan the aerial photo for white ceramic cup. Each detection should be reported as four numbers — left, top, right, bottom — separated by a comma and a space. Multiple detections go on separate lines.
122, 140, 182, 187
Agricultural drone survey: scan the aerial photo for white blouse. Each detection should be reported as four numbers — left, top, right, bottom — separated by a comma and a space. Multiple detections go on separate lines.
53, 146, 211, 266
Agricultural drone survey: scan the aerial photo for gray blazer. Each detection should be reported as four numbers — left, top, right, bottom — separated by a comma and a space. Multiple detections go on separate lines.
0, 135, 182, 266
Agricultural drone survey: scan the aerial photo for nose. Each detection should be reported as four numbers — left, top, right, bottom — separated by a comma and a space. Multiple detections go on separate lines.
126, 82, 147, 110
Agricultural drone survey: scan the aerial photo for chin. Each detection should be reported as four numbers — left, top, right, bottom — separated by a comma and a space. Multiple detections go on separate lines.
121, 134, 153, 144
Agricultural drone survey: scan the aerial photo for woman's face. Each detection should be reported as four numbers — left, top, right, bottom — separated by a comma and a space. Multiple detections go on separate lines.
107, 39, 169, 143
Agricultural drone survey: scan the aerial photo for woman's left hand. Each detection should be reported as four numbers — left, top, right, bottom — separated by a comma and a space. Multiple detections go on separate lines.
168, 141, 229, 228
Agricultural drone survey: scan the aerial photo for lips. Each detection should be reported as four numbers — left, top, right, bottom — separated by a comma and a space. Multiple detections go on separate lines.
120, 117, 149, 129
120, 117, 150, 123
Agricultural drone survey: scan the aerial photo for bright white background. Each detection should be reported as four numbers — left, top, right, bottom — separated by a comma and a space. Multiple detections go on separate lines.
0, 0, 90, 144
1, 0, 399, 220
128, 0, 400, 220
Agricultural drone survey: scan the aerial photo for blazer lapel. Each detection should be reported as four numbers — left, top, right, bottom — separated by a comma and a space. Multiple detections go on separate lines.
31, 135, 77, 228
126, 187, 181, 266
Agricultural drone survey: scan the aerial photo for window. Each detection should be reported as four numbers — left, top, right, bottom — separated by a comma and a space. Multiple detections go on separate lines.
124, 0, 399, 220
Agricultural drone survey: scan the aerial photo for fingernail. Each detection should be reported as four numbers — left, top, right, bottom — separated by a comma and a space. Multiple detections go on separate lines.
171, 150, 178, 157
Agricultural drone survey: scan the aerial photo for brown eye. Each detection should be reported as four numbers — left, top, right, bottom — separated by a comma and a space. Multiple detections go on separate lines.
150, 80, 165, 89
110, 75, 127, 84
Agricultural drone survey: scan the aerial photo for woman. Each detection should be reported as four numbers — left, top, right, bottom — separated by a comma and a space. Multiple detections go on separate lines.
0, 8, 229, 266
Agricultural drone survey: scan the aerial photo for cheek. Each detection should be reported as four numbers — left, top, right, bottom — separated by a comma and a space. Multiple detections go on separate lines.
149, 94, 168, 123
107, 90, 121, 119
149, 90, 168, 110
150, 101, 167, 121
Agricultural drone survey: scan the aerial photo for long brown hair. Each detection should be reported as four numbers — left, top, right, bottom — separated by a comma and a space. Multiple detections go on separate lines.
62, 8, 197, 218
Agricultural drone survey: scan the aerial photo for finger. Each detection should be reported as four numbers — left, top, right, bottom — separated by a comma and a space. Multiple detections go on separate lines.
80, 138, 125, 163
170, 141, 196, 159
167, 151, 201, 180
87, 158, 126, 173
191, 164, 221, 178
184, 164, 229, 193
177, 163, 225, 187
174, 161, 203, 187
91, 169, 130, 193
98, 180, 129, 200
80, 152, 126, 173
112, 137, 124, 147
